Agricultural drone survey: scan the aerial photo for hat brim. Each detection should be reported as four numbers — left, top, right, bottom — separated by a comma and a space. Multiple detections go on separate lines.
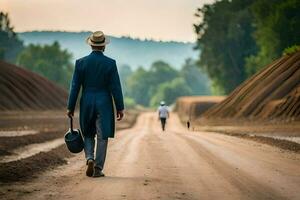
86, 36, 110, 46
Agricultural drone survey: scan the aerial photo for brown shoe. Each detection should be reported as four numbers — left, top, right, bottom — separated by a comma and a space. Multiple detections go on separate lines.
86, 159, 94, 177
93, 167, 105, 178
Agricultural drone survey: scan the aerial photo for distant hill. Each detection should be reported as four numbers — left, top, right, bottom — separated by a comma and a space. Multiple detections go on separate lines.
0, 61, 67, 111
18, 31, 198, 70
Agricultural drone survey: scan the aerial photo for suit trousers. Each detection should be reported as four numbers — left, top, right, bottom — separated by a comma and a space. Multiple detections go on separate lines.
83, 113, 108, 170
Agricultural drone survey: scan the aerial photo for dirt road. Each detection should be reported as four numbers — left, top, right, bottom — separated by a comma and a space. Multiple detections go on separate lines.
3, 112, 300, 200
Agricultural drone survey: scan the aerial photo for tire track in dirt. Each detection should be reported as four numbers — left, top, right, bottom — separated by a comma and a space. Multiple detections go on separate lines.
0, 144, 72, 183
0, 130, 64, 155
0, 138, 64, 163
0, 130, 39, 137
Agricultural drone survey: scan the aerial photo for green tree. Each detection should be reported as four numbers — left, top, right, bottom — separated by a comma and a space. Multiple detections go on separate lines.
118, 64, 133, 96
125, 59, 212, 107
150, 78, 192, 107
147, 61, 179, 96
126, 61, 178, 106
126, 67, 153, 106
17, 41, 73, 88
194, 0, 257, 94
124, 97, 136, 109
0, 11, 23, 63
246, 0, 300, 76
149, 61, 178, 84
180, 58, 211, 95
0, 48, 4, 59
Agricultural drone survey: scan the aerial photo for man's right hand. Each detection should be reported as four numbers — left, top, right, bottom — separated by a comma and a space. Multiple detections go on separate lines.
67, 109, 74, 118
117, 110, 124, 121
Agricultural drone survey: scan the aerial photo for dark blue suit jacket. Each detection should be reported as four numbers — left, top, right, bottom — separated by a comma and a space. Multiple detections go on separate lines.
67, 51, 124, 139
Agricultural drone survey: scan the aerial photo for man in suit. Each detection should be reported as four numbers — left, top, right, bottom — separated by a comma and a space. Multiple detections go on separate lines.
67, 31, 124, 178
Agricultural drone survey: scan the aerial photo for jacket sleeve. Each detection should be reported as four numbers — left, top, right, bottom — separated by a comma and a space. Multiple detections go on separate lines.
109, 61, 124, 111
67, 60, 82, 112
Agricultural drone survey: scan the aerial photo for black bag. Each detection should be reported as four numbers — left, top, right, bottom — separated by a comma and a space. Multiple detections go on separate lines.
64, 116, 84, 153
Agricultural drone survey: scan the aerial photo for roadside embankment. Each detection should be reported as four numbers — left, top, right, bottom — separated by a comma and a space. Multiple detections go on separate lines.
175, 52, 300, 151
202, 52, 300, 121
175, 96, 225, 124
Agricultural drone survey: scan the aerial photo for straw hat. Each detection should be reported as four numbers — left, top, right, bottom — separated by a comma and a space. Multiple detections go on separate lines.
86, 31, 110, 46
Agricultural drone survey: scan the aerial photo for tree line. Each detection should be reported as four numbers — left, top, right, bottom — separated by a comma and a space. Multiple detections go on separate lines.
119, 59, 211, 108
3, 0, 298, 105
0, 11, 210, 108
194, 0, 300, 94
0, 11, 73, 89
0, 12, 23, 63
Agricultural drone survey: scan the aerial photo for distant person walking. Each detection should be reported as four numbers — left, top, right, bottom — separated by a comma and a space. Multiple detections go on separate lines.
186, 121, 190, 130
67, 31, 124, 178
158, 101, 169, 131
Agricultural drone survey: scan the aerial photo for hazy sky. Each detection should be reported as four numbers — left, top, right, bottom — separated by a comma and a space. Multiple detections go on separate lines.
0, 0, 214, 42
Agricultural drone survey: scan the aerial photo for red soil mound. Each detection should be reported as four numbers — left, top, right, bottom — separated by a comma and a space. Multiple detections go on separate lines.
0, 61, 68, 111
203, 52, 300, 121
